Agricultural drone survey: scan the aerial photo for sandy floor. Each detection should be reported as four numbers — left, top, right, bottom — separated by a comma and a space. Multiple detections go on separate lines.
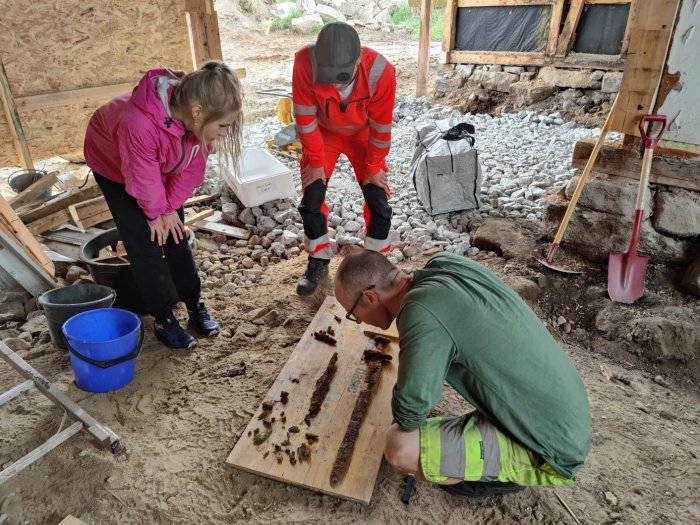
1, 13, 699, 525
2, 250, 699, 524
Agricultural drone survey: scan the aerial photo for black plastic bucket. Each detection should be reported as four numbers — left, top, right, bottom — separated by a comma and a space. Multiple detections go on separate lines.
80, 228, 195, 315
8, 169, 53, 201
38, 284, 116, 350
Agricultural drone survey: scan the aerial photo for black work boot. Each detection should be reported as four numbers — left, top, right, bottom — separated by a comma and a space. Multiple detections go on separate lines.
296, 257, 329, 296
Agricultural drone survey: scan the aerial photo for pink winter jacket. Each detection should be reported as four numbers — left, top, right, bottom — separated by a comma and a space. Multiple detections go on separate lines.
84, 69, 207, 221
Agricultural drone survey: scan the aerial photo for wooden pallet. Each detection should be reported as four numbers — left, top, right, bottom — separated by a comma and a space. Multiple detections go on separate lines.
226, 297, 399, 504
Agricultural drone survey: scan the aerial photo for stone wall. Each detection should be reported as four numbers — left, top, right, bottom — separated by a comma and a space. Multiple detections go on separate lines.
434, 63, 623, 119
542, 172, 700, 267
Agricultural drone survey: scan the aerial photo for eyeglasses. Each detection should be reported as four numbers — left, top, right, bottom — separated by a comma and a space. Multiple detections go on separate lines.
345, 284, 376, 322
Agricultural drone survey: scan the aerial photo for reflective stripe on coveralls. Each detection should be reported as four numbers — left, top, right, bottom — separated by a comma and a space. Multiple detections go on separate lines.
419, 413, 575, 486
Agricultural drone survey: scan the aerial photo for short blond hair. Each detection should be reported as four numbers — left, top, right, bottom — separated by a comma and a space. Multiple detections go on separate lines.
336, 249, 396, 299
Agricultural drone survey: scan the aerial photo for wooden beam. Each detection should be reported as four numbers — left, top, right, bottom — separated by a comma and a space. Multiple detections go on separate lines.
0, 59, 33, 169
0, 196, 54, 275
186, 7, 223, 69
448, 50, 625, 69
584, 0, 630, 4
9, 171, 58, 209
19, 184, 102, 224
619, 0, 638, 57
610, 0, 681, 137
184, 194, 215, 206
15, 82, 136, 113
457, 0, 554, 6
572, 139, 700, 191
546, 0, 565, 56
191, 219, 250, 240
555, 0, 585, 56
184, 209, 215, 225
416, 0, 432, 97
26, 210, 72, 235
449, 50, 546, 66
442, 0, 458, 58
68, 196, 112, 230
185, 0, 213, 14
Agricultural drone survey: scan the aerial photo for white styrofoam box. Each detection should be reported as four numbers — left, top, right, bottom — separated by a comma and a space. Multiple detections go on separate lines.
222, 148, 295, 208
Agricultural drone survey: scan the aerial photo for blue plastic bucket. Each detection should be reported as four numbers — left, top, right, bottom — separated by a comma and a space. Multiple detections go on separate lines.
62, 308, 144, 393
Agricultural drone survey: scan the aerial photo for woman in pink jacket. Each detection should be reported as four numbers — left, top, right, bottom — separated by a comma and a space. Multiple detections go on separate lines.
84, 61, 243, 349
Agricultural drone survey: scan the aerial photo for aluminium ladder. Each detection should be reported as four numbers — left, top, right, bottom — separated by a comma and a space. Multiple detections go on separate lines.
0, 341, 121, 484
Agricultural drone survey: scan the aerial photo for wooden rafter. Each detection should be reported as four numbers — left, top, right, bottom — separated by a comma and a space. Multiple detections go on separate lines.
555, 0, 585, 56
547, 0, 566, 56
0, 58, 33, 169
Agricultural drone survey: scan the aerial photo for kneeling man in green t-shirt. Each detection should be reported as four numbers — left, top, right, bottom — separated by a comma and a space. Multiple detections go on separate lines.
334, 249, 591, 499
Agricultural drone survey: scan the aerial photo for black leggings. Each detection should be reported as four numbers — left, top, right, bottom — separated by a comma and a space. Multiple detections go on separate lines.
94, 172, 201, 320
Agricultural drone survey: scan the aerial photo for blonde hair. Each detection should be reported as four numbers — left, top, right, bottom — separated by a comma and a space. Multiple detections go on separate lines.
171, 60, 243, 169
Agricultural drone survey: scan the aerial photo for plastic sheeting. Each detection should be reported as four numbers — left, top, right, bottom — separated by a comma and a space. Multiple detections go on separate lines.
455, 6, 551, 53
573, 4, 631, 55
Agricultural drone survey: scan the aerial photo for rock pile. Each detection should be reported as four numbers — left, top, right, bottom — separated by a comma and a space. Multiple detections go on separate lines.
192, 95, 598, 287
277, 0, 410, 33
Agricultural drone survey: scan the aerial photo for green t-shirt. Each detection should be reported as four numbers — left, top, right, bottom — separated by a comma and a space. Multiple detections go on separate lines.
392, 252, 591, 478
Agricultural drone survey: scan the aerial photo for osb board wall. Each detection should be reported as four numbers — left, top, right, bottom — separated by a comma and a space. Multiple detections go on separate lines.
0, 0, 192, 167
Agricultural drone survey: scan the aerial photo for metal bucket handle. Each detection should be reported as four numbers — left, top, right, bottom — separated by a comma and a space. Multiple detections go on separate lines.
37, 288, 117, 314
66, 324, 144, 369
7, 168, 48, 193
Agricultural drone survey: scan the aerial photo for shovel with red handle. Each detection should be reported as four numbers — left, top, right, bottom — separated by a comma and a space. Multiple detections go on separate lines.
607, 114, 667, 303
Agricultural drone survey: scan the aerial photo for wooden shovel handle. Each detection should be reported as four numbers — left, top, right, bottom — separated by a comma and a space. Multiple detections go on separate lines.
551, 96, 619, 246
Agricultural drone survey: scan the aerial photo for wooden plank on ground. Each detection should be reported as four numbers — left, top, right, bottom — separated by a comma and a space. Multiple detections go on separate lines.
19, 184, 102, 224
68, 196, 112, 230
185, 209, 215, 225
610, 0, 681, 137
8, 171, 58, 209
0, 196, 54, 275
226, 297, 399, 504
27, 209, 72, 235
184, 194, 215, 206
191, 211, 250, 240
572, 139, 700, 191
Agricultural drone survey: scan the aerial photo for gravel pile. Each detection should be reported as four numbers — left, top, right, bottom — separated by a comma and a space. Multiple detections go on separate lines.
193, 96, 604, 285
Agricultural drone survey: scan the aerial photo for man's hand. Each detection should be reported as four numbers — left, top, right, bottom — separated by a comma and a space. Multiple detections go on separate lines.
362, 169, 389, 190
161, 212, 185, 243
301, 165, 326, 191
149, 216, 168, 246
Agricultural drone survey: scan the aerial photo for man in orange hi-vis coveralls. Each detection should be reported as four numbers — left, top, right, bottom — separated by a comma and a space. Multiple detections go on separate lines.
292, 22, 396, 296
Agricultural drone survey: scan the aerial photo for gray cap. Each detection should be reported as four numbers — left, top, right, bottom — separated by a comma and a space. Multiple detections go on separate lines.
313, 23, 361, 84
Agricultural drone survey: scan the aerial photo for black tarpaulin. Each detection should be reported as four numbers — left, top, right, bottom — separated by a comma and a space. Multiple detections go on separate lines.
455, 6, 551, 53
573, 4, 631, 55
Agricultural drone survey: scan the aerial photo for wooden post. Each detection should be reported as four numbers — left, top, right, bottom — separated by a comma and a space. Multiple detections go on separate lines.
0, 58, 33, 169
610, 0, 681, 137
186, 0, 223, 69
555, 0, 585, 57
546, 0, 566, 56
416, 0, 433, 97
441, 0, 458, 64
